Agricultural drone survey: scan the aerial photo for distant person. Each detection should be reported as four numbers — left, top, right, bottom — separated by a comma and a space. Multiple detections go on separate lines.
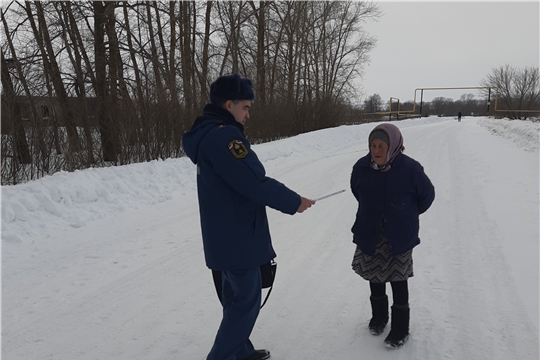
182, 73, 315, 360
350, 123, 435, 349
457, 111, 462, 122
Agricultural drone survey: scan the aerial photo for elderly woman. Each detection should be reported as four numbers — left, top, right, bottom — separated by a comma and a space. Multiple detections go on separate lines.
350, 123, 435, 349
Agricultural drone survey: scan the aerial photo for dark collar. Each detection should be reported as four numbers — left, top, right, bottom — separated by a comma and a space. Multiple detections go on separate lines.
202, 103, 244, 132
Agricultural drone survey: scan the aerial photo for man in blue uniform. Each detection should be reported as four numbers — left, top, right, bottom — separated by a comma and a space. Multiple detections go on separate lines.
182, 74, 315, 360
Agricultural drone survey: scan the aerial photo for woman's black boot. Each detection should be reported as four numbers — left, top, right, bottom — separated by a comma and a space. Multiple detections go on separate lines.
368, 295, 389, 335
384, 304, 410, 348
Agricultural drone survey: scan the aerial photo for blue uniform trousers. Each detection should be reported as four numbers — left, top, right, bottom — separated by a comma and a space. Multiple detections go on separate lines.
207, 266, 261, 360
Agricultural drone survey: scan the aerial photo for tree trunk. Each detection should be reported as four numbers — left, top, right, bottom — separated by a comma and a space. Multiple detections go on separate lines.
1, 11, 48, 169
123, 3, 149, 159
199, 2, 213, 107
106, 1, 135, 163
250, 1, 267, 105
94, 1, 117, 162
33, 1, 81, 154
1, 50, 31, 165
146, 1, 167, 159
56, 2, 96, 165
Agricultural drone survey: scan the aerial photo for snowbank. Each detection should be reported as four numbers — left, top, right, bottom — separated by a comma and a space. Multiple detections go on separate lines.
478, 118, 539, 152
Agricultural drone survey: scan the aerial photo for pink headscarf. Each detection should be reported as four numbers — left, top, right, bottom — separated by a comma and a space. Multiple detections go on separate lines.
368, 123, 404, 171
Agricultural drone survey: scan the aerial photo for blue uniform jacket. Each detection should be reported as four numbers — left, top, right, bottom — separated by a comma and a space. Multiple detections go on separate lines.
182, 104, 301, 270
350, 152, 435, 256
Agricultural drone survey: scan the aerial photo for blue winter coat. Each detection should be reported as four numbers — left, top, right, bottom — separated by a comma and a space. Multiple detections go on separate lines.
182, 104, 301, 270
350, 152, 435, 256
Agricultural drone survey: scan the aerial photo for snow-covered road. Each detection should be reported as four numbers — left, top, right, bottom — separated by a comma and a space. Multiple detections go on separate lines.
2, 117, 538, 360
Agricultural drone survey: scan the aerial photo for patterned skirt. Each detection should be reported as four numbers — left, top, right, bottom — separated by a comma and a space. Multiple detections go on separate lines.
351, 235, 414, 283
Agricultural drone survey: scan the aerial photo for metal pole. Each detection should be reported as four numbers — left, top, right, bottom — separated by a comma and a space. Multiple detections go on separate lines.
487, 88, 491, 115
419, 90, 424, 117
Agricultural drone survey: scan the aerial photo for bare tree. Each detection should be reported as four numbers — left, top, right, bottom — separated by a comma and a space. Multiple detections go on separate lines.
363, 93, 383, 113
297, 1, 379, 130
54, 2, 96, 165
1, 0, 382, 184
122, 2, 149, 159
93, 1, 118, 162
1, 6, 49, 172
29, 1, 81, 155
248, 1, 267, 105
1, 49, 32, 166
430, 97, 454, 116
179, 1, 195, 115
480, 64, 540, 119
196, 1, 213, 109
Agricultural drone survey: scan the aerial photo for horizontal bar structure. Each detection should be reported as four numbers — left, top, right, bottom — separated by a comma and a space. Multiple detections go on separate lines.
365, 86, 538, 116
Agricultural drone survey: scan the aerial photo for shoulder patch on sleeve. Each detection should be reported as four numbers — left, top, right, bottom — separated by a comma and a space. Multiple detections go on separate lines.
228, 139, 249, 159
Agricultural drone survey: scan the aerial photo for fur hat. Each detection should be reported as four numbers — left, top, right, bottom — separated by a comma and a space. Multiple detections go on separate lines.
369, 129, 389, 145
210, 74, 255, 104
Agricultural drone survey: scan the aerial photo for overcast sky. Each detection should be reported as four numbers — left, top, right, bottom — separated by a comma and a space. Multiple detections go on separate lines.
359, 1, 539, 104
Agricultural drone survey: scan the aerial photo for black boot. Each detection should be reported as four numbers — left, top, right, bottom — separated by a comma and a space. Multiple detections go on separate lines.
368, 295, 389, 335
238, 349, 270, 360
384, 304, 410, 348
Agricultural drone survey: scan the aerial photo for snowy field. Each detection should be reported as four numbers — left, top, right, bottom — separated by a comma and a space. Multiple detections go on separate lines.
2, 116, 539, 360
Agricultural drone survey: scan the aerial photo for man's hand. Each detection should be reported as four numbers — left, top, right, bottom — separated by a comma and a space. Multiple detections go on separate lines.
297, 196, 316, 213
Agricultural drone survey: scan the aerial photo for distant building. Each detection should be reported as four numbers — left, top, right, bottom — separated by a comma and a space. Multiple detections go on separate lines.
1, 95, 99, 134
